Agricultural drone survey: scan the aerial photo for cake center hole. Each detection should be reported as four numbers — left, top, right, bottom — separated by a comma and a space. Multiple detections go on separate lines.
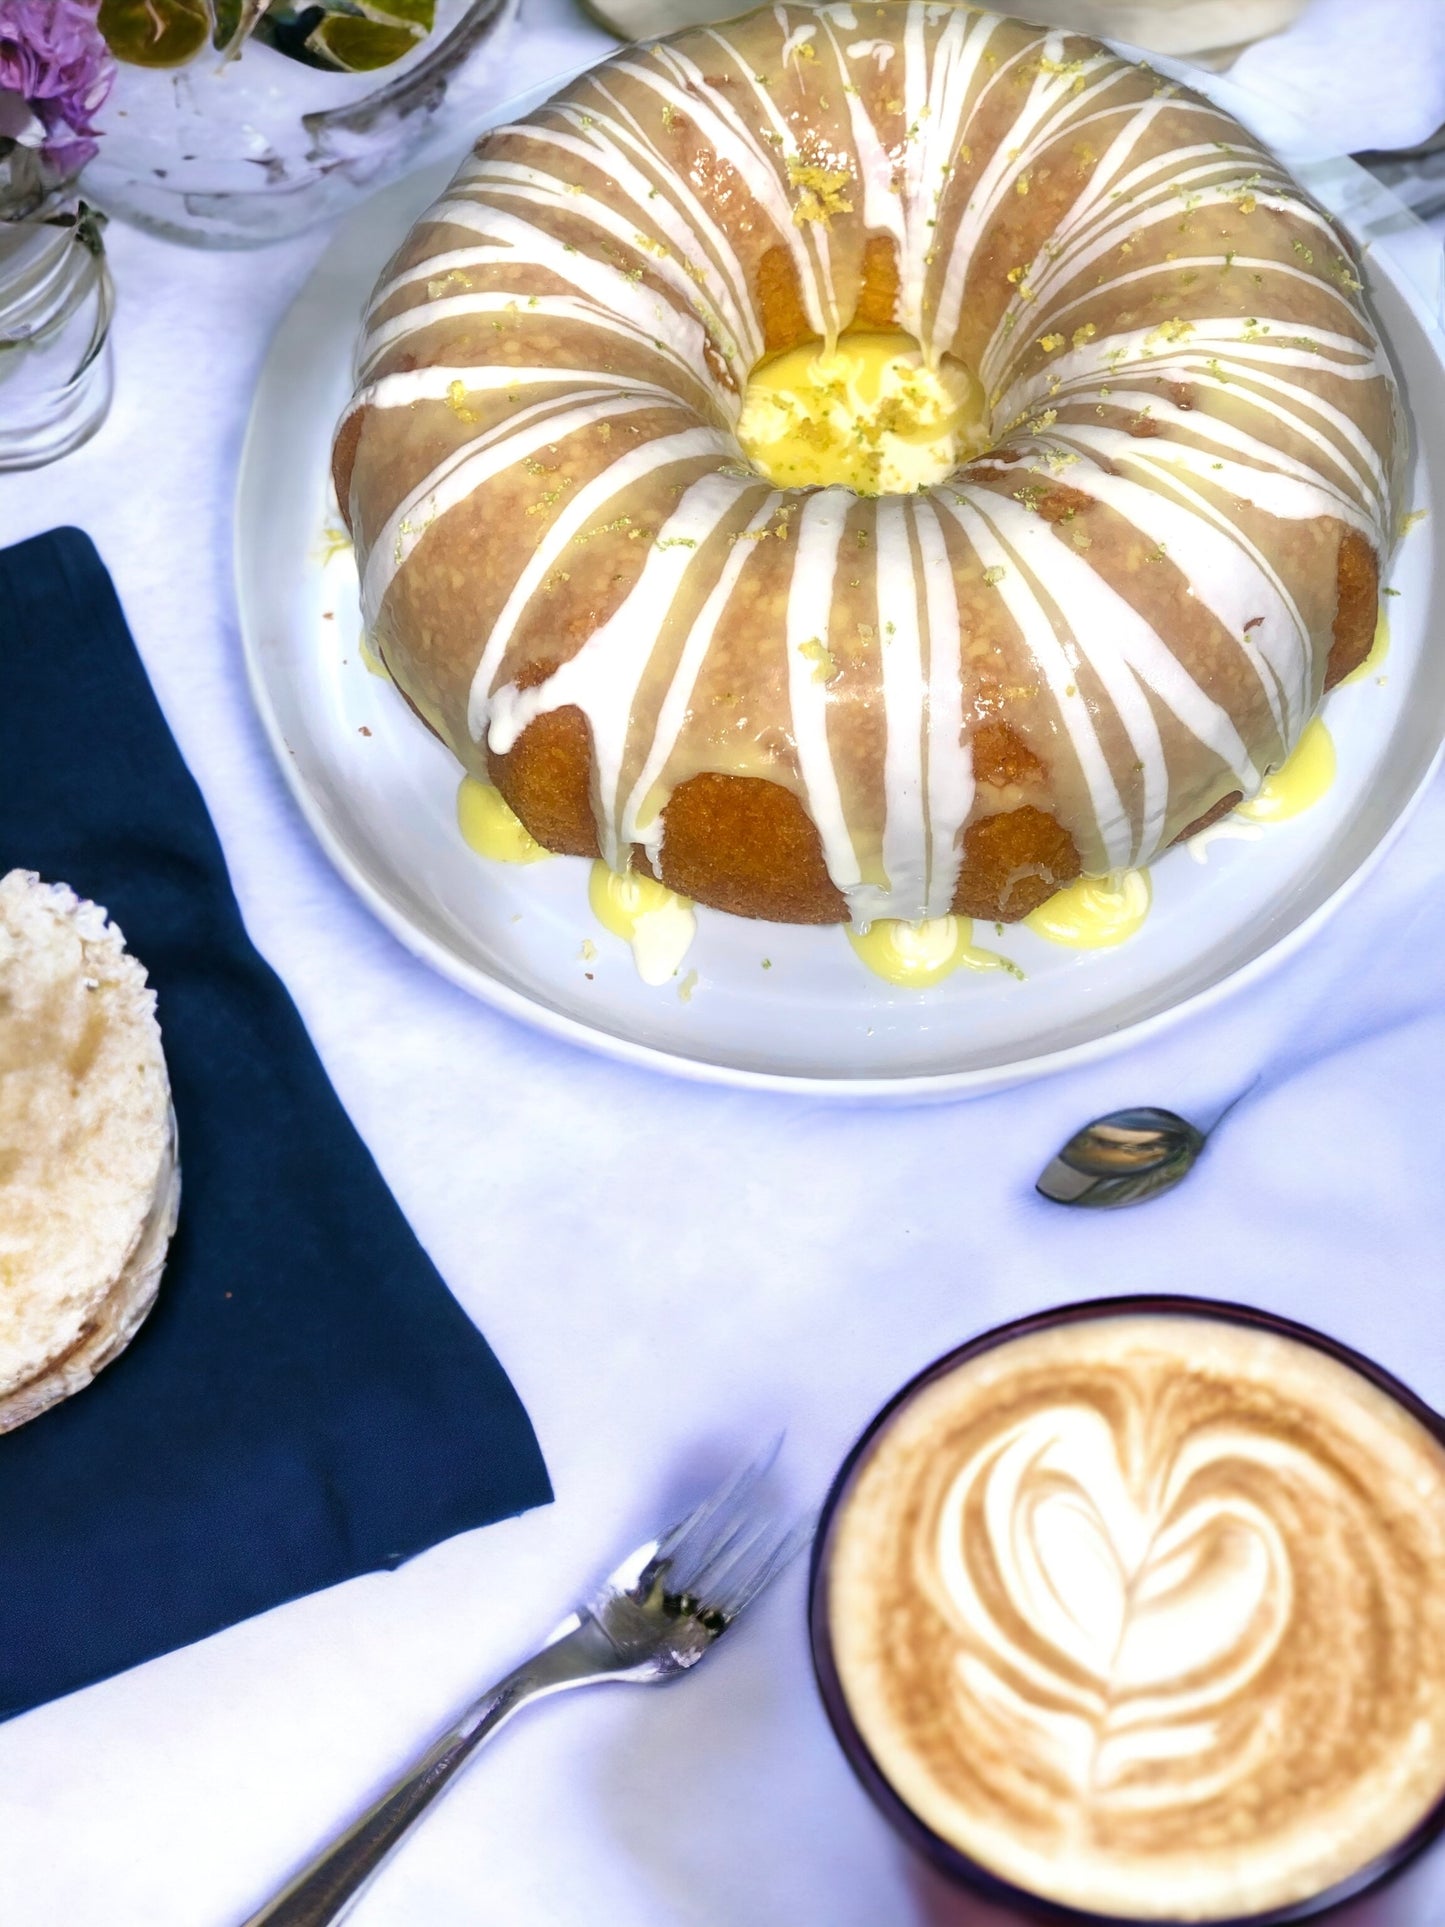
734, 330, 988, 495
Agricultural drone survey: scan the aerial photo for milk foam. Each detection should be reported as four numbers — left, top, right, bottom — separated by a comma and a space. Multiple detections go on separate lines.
827, 1315, 1445, 1921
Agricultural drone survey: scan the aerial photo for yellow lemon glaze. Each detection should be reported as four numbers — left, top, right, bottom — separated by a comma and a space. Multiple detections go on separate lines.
1026, 869, 1152, 948
316, 522, 352, 565
588, 862, 696, 986
1238, 718, 1336, 823
356, 628, 391, 682
1343, 608, 1390, 686
358, 631, 391, 681
456, 777, 551, 864
735, 331, 986, 495
847, 916, 1007, 988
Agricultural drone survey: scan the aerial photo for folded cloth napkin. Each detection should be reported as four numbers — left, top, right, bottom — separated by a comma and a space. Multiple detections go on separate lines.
0, 528, 551, 1722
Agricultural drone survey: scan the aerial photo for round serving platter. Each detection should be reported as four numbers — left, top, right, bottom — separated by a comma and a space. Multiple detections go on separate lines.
236, 129, 1444, 1099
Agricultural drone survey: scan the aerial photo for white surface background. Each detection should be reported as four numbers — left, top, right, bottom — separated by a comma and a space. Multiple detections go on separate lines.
2, 2, 1445, 1921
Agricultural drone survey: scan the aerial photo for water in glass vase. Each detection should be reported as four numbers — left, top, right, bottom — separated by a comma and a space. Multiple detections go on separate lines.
0, 207, 114, 472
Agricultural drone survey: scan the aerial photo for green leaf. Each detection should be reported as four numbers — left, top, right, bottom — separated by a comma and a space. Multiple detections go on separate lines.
99, 0, 210, 67
304, 8, 423, 69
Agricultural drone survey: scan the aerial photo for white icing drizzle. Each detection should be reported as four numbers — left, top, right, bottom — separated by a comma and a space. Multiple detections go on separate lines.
936, 488, 1135, 865
471, 427, 737, 752
622, 487, 783, 862
362, 392, 670, 629
787, 490, 864, 908
341, 1, 1402, 919
918, 502, 973, 918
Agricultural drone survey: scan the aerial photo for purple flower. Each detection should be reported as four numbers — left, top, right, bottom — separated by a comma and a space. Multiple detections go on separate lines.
0, 0, 115, 177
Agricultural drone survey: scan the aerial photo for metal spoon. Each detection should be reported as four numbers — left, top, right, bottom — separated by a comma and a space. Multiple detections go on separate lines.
1035, 1106, 1207, 1209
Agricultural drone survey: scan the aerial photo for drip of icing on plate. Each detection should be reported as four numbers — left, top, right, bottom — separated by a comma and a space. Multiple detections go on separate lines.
1190, 714, 1339, 860
589, 862, 696, 986
1188, 818, 1265, 861
457, 777, 551, 864
847, 916, 1011, 988
316, 522, 352, 565
359, 631, 391, 681
1237, 717, 1336, 823
1026, 870, 1152, 949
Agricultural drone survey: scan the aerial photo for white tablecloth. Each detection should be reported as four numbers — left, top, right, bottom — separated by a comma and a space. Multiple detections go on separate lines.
2, 5, 1444, 1919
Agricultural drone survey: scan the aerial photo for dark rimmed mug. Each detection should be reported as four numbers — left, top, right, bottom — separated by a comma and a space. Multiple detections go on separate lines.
808, 1294, 1445, 1927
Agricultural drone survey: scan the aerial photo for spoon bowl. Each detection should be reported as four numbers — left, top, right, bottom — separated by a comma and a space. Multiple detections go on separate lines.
1036, 1106, 1207, 1208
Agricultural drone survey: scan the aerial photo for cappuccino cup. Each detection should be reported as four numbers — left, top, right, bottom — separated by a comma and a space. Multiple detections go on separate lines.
810, 1298, 1445, 1924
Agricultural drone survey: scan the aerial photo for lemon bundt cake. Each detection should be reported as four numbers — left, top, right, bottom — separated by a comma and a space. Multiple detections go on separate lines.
332, 1, 1403, 926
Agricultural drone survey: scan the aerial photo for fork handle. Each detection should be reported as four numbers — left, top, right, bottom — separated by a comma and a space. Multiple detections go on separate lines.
240, 1627, 612, 1927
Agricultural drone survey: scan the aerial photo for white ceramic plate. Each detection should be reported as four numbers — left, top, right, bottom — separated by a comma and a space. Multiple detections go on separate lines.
236, 143, 1444, 1098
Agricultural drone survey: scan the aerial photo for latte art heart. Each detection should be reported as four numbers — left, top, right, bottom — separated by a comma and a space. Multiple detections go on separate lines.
936, 1408, 1294, 1802
828, 1316, 1445, 1921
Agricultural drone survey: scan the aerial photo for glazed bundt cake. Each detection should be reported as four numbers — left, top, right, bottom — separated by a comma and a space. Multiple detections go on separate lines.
332, 0, 1403, 926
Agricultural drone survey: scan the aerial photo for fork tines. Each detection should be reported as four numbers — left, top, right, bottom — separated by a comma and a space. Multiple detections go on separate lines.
651, 1435, 810, 1621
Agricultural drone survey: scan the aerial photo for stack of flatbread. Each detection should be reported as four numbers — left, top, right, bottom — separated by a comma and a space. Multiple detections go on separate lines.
0, 870, 178, 1433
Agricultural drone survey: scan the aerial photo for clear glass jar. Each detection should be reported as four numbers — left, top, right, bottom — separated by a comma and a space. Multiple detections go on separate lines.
82, 0, 536, 249
0, 205, 114, 472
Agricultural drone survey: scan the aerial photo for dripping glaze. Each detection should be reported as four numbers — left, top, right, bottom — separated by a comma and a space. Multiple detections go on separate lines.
1026, 867, 1152, 946
588, 861, 697, 984
456, 776, 552, 863
1236, 715, 1336, 822
847, 914, 1010, 985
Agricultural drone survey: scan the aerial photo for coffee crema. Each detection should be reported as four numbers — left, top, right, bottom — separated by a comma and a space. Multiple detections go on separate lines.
826, 1314, 1445, 1921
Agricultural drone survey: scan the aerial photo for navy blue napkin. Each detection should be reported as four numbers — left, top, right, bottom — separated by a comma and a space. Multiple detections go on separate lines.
0, 528, 551, 1721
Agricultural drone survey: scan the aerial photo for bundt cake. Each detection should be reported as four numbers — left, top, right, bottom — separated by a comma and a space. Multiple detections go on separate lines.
332, 0, 1403, 927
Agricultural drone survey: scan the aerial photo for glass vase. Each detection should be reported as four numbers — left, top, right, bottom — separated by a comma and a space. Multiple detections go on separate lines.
83, 0, 523, 249
0, 204, 114, 472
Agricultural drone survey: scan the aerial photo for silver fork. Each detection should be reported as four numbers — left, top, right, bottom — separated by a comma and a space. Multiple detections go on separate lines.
241, 1441, 809, 1927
